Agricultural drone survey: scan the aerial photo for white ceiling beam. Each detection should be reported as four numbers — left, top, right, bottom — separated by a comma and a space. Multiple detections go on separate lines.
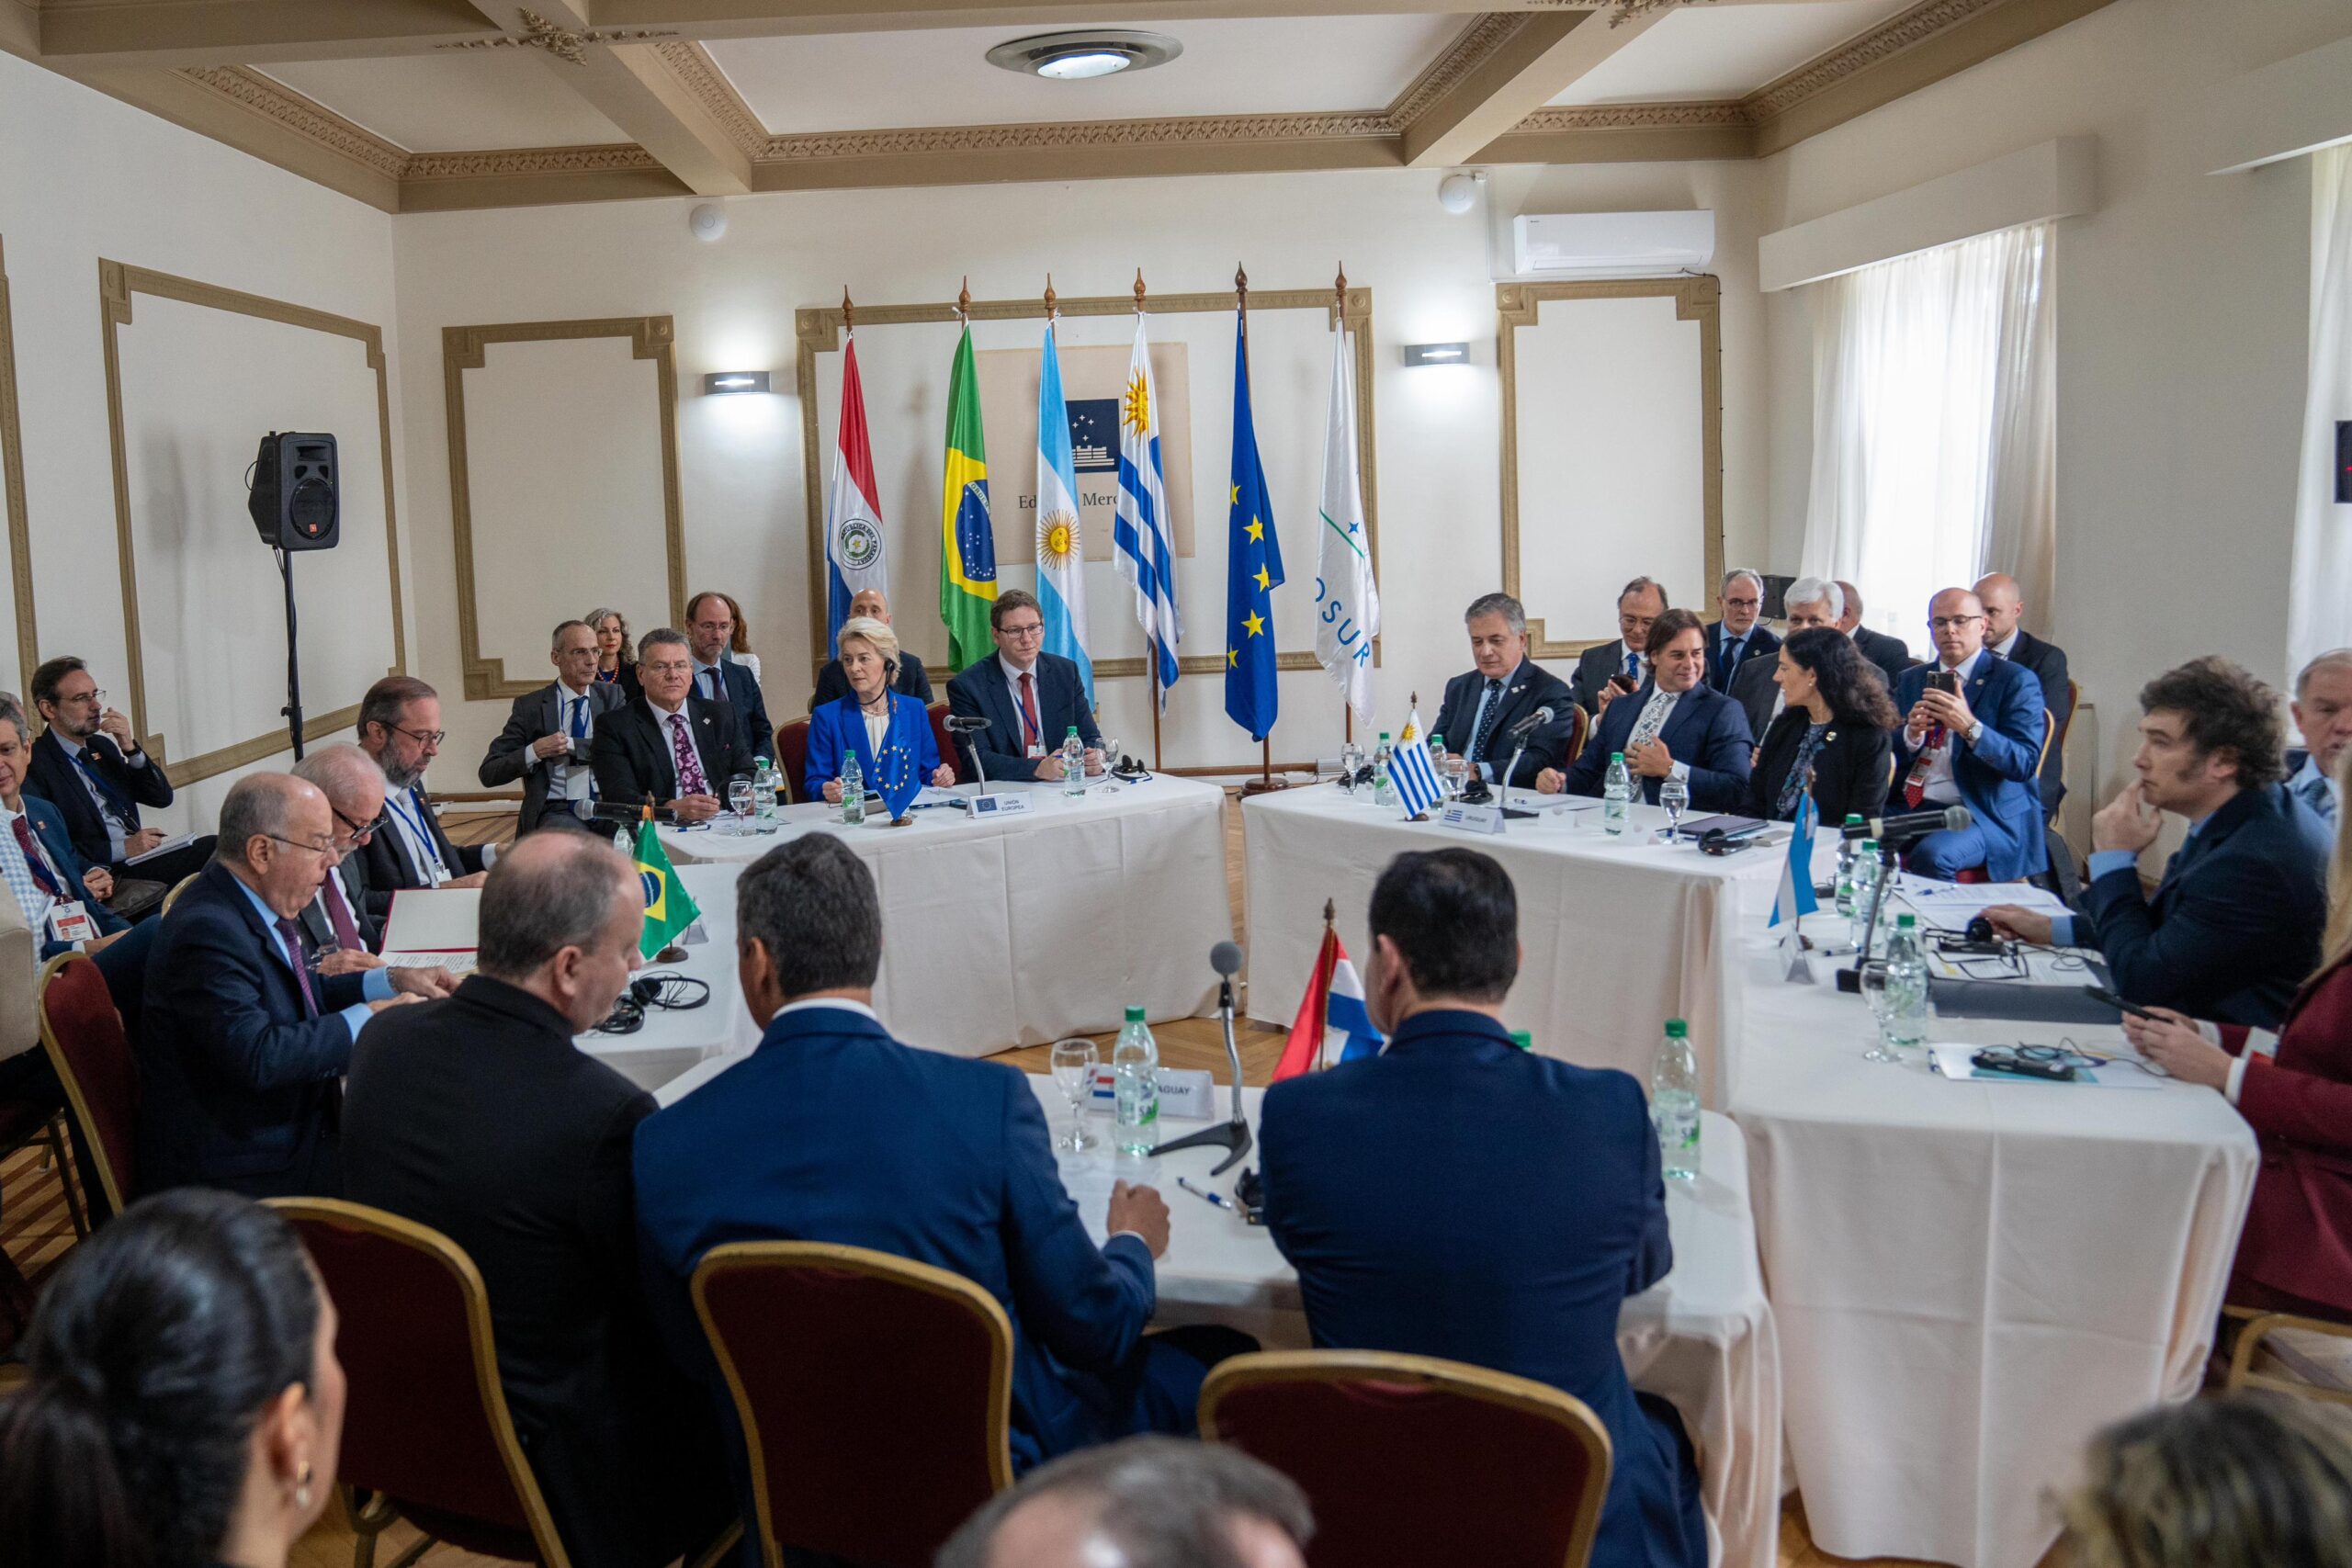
1398, 6, 1666, 170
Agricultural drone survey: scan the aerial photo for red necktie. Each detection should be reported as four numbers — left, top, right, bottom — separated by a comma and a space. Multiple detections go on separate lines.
11, 817, 62, 900
1018, 671, 1042, 750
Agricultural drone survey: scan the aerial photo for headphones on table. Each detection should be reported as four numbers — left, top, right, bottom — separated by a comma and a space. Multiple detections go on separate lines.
593, 971, 711, 1035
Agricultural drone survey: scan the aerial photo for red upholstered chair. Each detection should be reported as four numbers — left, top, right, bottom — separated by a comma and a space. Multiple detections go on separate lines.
928, 702, 959, 784
1201, 1350, 1614, 1568
269, 1199, 575, 1568
773, 719, 812, 804
693, 1241, 1014, 1568
36, 953, 133, 1224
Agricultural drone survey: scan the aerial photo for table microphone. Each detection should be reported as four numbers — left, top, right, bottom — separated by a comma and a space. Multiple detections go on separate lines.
943, 714, 990, 734
942, 713, 992, 795
1503, 705, 1555, 740
1838, 805, 1971, 843
1151, 940, 1251, 1174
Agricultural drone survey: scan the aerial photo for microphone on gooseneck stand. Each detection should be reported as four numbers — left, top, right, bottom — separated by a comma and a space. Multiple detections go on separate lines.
1150, 941, 1252, 1175
1839, 805, 1972, 843
943, 714, 992, 798
1498, 706, 1555, 816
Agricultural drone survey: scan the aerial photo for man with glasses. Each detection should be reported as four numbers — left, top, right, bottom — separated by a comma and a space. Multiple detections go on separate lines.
480, 619, 626, 836
356, 675, 489, 924
1703, 569, 1780, 695
684, 591, 774, 763
590, 627, 748, 824
946, 589, 1103, 784
292, 744, 396, 964
1889, 587, 2048, 881
26, 655, 215, 893
1570, 576, 1670, 716
136, 773, 441, 1198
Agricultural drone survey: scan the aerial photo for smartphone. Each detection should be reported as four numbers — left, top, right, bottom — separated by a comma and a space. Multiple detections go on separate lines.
1928, 670, 1962, 697
1607, 673, 1636, 694
2083, 985, 2155, 1021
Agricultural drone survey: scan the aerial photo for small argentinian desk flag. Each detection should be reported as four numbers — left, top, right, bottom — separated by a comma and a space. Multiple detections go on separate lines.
1771, 792, 1821, 983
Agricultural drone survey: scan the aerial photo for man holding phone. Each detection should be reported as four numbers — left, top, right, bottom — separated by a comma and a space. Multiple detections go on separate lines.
1887, 587, 2048, 880
1570, 577, 1670, 716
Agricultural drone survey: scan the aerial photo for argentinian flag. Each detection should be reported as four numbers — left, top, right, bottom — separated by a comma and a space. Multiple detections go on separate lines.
1035, 321, 1094, 705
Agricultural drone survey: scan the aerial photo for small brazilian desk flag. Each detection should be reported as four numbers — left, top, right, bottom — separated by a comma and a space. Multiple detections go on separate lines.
634, 816, 699, 959
939, 321, 998, 672
1223, 299, 1284, 741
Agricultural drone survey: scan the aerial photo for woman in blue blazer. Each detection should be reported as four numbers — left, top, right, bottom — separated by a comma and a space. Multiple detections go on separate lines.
805, 617, 954, 809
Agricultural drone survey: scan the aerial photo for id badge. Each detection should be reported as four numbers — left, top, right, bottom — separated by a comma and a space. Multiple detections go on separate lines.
1026, 740, 1046, 760
48, 900, 98, 946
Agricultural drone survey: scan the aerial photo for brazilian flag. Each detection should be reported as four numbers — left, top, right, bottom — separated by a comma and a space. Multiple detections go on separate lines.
939, 323, 998, 671
634, 818, 699, 959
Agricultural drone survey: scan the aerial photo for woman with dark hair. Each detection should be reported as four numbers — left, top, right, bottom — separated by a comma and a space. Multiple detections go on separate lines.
1743, 625, 1898, 825
2060, 1394, 2352, 1568
0, 1190, 345, 1568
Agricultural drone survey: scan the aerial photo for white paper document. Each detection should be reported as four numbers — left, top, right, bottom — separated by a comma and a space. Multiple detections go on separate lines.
380, 887, 481, 953
125, 831, 199, 866
382, 952, 478, 975
1893, 874, 2070, 921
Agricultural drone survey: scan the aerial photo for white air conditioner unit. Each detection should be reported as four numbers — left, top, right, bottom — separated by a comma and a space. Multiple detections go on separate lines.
1510, 210, 1716, 277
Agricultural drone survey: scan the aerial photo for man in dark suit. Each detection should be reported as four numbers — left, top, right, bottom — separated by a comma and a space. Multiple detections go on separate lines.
290, 745, 389, 959
27, 655, 213, 889
355, 675, 489, 925
1430, 592, 1575, 791
1837, 581, 1915, 687
590, 628, 749, 824
1570, 576, 1668, 716
945, 589, 1103, 784
636, 834, 1247, 1490
135, 773, 446, 1199
1549, 610, 1753, 811
1975, 573, 2070, 818
481, 619, 628, 836
1702, 570, 1780, 695
0, 695, 129, 963
685, 592, 775, 764
1986, 658, 2331, 1030
1889, 588, 2047, 881
1727, 576, 1847, 739
2287, 649, 2352, 825
345, 831, 727, 1568
1259, 848, 1704, 1568
811, 587, 933, 713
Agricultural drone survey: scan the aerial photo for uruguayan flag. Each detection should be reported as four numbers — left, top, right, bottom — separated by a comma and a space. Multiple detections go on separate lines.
1114, 314, 1182, 706
1326, 951, 1385, 1065
1390, 707, 1446, 820
1770, 791, 1821, 928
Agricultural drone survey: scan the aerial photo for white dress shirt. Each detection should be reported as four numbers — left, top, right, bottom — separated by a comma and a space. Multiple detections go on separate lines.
59, 733, 149, 862
1908, 649, 1988, 804
533, 682, 600, 807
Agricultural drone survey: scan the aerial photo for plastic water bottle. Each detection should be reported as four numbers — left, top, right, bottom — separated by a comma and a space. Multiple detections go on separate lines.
1603, 751, 1632, 836
1427, 732, 1447, 791
1372, 734, 1395, 808
1061, 727, 1086, 798
1651, 1019, 1701, 1182
1883, 914, 1930, 1050
1849, 840, 1881, 952
1833, 816, 1865, 916
841, 752, 865, 827
752, 757, 778, 822
1111, 1006, 1159, 1156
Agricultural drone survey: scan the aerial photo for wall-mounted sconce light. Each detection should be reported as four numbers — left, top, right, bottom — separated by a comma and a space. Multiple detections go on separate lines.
1401, 343, 1469, 367
703, 371, 772, 394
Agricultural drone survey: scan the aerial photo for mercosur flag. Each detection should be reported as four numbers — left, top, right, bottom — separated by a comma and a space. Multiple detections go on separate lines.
1314, 325, 1378, 725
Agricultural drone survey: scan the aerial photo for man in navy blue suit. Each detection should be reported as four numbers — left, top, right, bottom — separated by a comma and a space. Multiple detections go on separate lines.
1259, 848, 1704, 1568
945, 589, 1103, 784
634, 834, 1248, 1495
135, 773, 449, 1199
1702, 569, 1780, 694
1428, 592, 1575, 790
1984, 658, 2330, 1029
1547, 609, 1752, 810
1889, 587, 2047, 880
686, 592, 775, 765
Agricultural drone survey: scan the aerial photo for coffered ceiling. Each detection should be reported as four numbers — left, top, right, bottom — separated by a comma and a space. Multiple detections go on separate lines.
3, 0, 2117, 213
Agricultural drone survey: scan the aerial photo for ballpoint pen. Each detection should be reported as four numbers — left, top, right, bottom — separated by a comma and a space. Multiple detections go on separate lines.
1177, 1177, 1238, 1213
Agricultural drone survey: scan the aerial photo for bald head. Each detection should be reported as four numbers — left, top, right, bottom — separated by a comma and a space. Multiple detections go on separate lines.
1973, 573, 2025, 645
1928, 587, 1988, 667
217, 773, 335, 917
478, 829, 644, 1032
848, 588, 891, 625
939, 1438, 1311, 1568
1834, 581, 1864, 634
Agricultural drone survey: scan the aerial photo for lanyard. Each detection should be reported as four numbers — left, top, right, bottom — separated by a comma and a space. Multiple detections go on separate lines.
386, 788, 447, 877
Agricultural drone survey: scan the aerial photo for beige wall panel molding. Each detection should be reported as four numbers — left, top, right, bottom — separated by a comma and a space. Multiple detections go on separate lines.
1497, 276, 1723, 660
96, 259, 407, 785
442, 316, 685, 700
0, 239, 35, 693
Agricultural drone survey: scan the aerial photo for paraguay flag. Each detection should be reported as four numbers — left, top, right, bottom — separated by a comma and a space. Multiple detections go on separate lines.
939, 322, 998, 672
824, 332, 887, 656
1274, 923, 1386, 1079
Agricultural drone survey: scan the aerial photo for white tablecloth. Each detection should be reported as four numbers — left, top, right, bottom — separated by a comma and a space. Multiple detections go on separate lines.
1028, 1077, 1781, 1568
573, 863, 761, 1092
1244, 786, 1791, 1104
1728, 936, 2257, 1568
656, 776, 1231, 1056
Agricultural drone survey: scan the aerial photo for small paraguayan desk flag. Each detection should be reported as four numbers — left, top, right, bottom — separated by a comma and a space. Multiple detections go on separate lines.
1223, 281, 1284, 741
1035, 296, 1094, 707
1389, 704, 1446, 822
823, 297, 888, 657
1114, 276, 1182, 707
1274, 902, 1385, 1079
1770, 791, 1821, 929
1314, 285, 1378, 726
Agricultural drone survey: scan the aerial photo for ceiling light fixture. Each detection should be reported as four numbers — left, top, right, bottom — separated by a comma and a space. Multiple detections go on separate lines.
986, 29, 1183, 82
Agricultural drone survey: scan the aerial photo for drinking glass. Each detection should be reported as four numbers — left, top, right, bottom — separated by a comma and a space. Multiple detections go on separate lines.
1098, 737, 1123, 776
726, 778, 753, 829
1860, 963, 1902, 1063
1340, 741, 1364, 791
1443, 753, 1469, 799
1659, 778, 1688, 841
1050, 1039, 1099, 1152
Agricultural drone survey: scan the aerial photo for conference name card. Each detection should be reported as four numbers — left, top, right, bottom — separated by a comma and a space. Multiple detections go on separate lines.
1438, 802, 1506, 836
961, 792, 1033, 818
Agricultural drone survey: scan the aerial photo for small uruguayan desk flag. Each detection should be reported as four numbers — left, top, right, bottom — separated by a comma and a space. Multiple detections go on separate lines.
1390, 708, 1445, 821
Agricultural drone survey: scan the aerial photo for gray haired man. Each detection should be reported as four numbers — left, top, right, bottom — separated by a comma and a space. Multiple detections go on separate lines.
1703, 568, 1780, 694
1430, 592, 1576, 791
1730, 576, 1846, 739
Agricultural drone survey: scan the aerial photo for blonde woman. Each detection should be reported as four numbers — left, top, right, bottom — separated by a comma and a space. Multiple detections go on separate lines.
805, 616, 952, 811
2060, 1395, 2352, 1568
2123, 741, 2352, 1322
586, 606, 639, 699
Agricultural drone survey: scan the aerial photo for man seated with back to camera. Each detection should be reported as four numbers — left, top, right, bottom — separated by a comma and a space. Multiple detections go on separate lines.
1257, 847, 1704, 1568
1544, 608, 1753, 810
1984, 657, 2329, 1029
632, 834, 1255, 1509
1428, 592, 1574, 792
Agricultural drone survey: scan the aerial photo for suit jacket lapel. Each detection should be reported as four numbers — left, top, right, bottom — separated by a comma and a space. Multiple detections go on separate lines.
981, 665, 1020, 752
639, 703, 678, 800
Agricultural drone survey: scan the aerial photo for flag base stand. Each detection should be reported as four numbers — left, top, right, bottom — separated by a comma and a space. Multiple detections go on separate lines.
1240, 739, 1289, 796
1780, 925, 1815, 985
656, 945, 687, 964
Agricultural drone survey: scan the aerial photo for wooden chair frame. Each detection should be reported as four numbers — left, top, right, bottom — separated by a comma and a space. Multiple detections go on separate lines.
32, 951, 114, 1226
160, 873, 199, 914
2223, 1304, 2352, 1408
692, 1241, 1016, 1568
1199, 1349, 1615, 1568
266, 1198, 575, 1568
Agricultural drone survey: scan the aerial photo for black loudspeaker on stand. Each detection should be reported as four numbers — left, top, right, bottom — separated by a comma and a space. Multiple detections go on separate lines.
1150, 941, 1252, 1176
246, 432, 341, 761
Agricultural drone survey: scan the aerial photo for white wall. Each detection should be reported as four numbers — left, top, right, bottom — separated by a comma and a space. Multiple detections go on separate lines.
1758, 0, 2352, 808
390, 160, 1770, 777
0, 49, 404, 830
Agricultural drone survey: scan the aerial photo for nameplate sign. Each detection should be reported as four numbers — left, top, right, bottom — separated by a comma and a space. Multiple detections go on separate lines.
961, 791, 1033, 818
1437, 802, 1506, 836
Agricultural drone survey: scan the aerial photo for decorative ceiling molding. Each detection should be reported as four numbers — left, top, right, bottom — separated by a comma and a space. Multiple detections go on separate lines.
185, 66, 411, 182
1744, 0, 2000, 118
647, 39, 766, 154
1514, 100, 1751, 131
433, 7, 678, 65
403, 143, 666, 178
1385, 13, 1528, 128
757, 110, 1397, 164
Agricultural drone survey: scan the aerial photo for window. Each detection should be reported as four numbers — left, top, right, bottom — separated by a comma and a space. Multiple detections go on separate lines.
2290, 144, 2352, 672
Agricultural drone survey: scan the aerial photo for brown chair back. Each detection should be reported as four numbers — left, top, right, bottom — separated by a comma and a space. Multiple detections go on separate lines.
269, 1199, 571, 1567
36, 953, 135, 1217
928, 702, 959, 782
1202, 1350, 1614, 1568
1562, 705, 1591, 768
2037, 706, 2055, 772
694, 1241, 1013, 1568
774, 718, 812, 804
160, 874, 199, 914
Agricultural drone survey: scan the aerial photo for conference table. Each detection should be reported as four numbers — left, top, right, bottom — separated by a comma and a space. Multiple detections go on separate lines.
573, 863, 761, 1091
651, 774, 1232, 1056
1245, 785, 1792, 1104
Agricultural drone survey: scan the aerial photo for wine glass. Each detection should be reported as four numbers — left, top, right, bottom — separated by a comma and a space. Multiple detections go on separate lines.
1098, 736, 1123, 778
726, 778, 753, 830
1340, 741, 1364, 792
1050, 1039, 1099, 1152
1658, 773, 1689, 841
1860, 963, 1902, 1063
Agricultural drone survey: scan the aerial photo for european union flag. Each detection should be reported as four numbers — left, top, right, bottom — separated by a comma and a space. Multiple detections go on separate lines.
1224, 302, 1284, 740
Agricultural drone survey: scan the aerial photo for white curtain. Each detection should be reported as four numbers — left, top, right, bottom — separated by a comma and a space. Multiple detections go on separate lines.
2290, 144, 2352, 674
1799, 222, 2057, 638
